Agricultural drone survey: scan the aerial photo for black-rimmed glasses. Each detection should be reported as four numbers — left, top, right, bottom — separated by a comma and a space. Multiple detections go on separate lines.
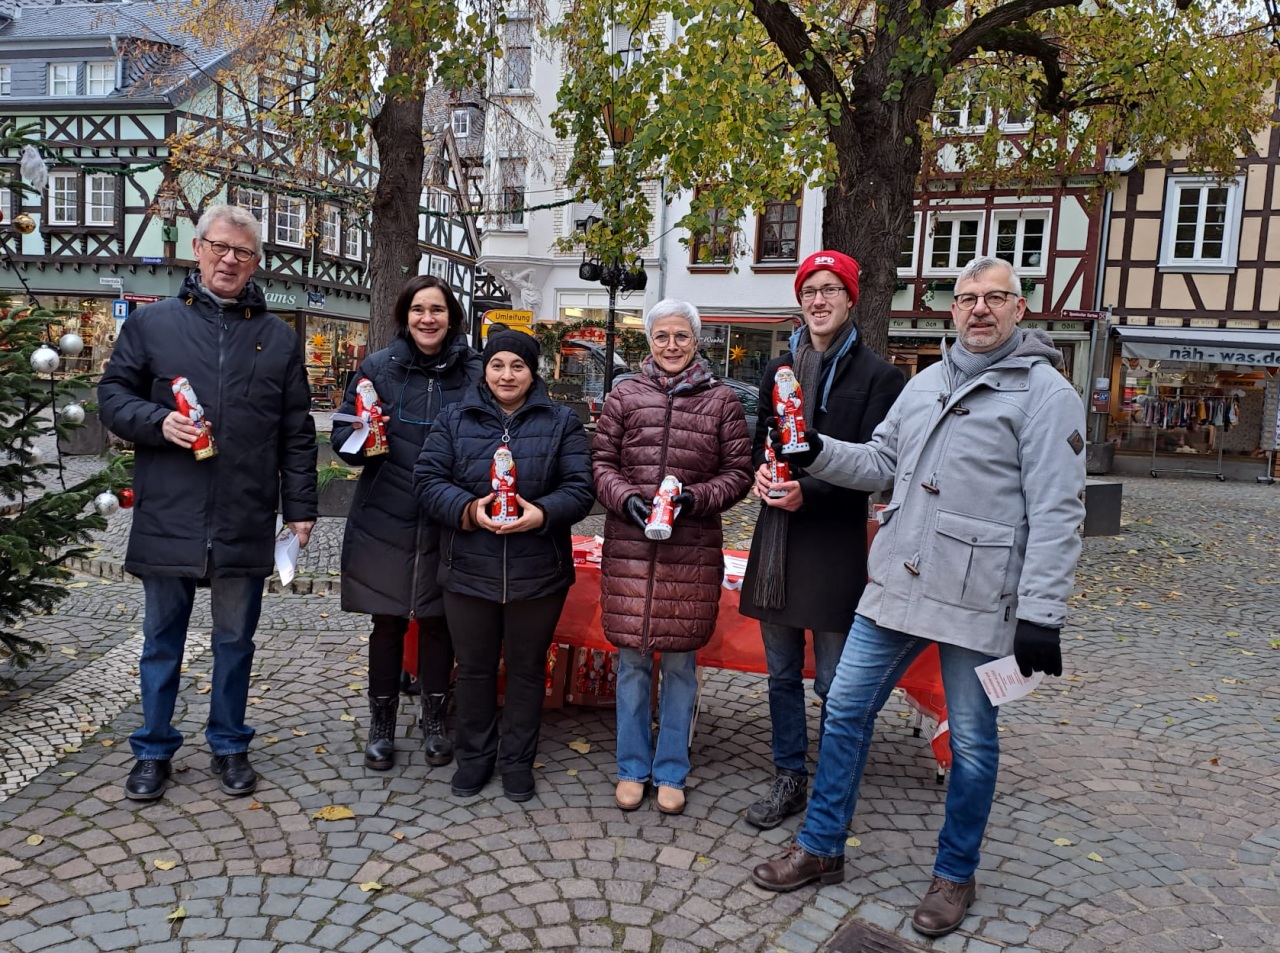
202, 240, 258, 263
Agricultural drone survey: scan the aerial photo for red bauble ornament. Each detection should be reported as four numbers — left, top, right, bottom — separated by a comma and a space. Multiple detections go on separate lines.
118, 488, 135, 509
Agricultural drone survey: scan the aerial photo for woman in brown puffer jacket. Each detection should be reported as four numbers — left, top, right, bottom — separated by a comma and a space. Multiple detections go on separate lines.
592, 298, 753, 816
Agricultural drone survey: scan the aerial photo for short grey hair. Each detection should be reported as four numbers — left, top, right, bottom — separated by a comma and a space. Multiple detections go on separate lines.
956, 256, 1020, 292
643, 298, 701, 339
196, 203, 264, 258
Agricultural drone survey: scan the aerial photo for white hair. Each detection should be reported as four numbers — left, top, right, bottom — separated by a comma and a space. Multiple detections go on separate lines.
956, 255, 1020, 291
643, 298, 701, 339
196, 203, 264, 257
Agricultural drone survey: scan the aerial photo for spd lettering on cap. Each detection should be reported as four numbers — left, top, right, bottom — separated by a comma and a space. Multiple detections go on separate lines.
814, 255, 835, 266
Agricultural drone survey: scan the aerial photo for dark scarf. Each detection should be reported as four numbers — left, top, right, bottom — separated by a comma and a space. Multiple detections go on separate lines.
640, 353, 715, 395
752, 319, 857, 610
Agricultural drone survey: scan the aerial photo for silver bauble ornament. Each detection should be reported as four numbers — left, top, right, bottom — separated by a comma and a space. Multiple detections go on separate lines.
61, 402, 86, 425
58, 333, 85, 357
31, 345, 60, 374
93, 491, 120, 516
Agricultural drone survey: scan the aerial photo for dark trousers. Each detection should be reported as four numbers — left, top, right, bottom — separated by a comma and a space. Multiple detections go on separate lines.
368, 614, 453, 697
443, 589, 567, 777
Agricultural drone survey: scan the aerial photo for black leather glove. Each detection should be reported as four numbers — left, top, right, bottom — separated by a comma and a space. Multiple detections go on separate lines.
767, 417, 823, 469
671, 490, 695, 514
1013, 621, 1062, 677
624, 494, 651, 531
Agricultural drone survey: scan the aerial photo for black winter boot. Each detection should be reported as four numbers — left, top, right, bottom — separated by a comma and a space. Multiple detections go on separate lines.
364, 694, 398, 770
745, 768, 808, 830
421, 692, 454, 767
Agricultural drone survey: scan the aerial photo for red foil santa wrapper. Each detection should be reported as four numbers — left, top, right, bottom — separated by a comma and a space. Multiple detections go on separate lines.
645, 474, 682, 541
773, 365, 810, 454
764, 435, 790, 499
354, 378, 390, 457
490, 445, 519, 523
171, 376, 217, 460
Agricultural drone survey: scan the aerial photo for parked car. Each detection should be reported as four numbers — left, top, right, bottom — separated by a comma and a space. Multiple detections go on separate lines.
587, 372, 760, 443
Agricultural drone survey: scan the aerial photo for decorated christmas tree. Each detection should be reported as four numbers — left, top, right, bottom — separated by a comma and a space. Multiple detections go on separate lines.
1, 126, 132, 685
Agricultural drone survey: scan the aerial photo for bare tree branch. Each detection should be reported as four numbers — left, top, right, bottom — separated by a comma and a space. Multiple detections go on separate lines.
944, 0, 1081, 69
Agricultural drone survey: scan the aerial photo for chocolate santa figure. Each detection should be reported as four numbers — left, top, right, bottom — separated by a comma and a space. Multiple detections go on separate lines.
171, 376, 217, 460
645, 474, 683, 540
764, 431, 790, 499
773, 365, 809, 453
490, 445, 519, 522
354, 378, 390, 456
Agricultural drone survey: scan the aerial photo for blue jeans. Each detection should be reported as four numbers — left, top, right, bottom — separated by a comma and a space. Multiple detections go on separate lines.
796, 614, 999, 883
130, 576, 264, 761
760, 623, 849, 774
615, 648, 699, 789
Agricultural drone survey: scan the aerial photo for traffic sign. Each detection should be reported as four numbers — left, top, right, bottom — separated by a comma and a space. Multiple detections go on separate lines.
1059, 309, 1108, 321
481, 309, 534, 340
111, 299, 129, 320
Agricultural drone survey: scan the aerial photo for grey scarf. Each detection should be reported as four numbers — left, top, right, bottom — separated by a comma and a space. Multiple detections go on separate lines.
946, 327, 1023, 388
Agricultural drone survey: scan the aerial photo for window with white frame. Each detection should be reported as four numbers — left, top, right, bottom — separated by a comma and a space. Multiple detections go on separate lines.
343, 218, 363, 259
429, 256, 449, 279
451, 109, 470, 138
0, 66, 11, 97
935, 84, 988, 132
0, 182, 11, 224
274, 196, 305, 246
86, 173, 115, 226
235, 188, 269, 238
1159, 175, 1245, 270
498, 158, 526, 228
505, 19, 532, 89
48, 172, 78, 225
991, 211, 1049, 273
48, 63, 77, 96
320, 205, 341, 254
925, 214, 983, 272
86, 62, 116, 96
611, 25, 643, 75
899, 213, 920, 275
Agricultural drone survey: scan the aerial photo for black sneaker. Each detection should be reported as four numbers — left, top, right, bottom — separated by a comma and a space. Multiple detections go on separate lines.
211, 752, 258, 797
124, 759, 171, 801
745, 770, 808, 830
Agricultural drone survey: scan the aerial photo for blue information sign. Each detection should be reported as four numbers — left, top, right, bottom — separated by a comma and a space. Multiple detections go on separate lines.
111, 299, 129, 320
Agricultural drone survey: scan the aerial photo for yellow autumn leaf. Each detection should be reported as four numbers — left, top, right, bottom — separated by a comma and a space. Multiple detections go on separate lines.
1221, 678, 1237, 684
0, 897, 9, 906
347, 683, 363, 692
26, 834, 44, 846
319, 612, 330, 619
312, 805, 355, 821
566, 769, 579, 777
167, 906, 186, 921
1053, 838, 1073, 846
248, 803, 262, 810
358, 881, 383, 892
1241, 650, 1256, 656
101, 740, 114, 747
532, 761, 546, 769
291, 728, 307, 736
695, 855, 711, 864
67, 581, 89, 588
339, 714, 356, 722
60, 647, 78, 656
261, 737, 279, 745
153, 859, 178, 871
392, 832, 405, 840
195, 685, 212, 695
845, 836, 861, 847
567, 739, 591, 754
1087, 852, 1104, 862
314, 746, 328, 754
61, 745, 81, 753
59, 771, 76, 777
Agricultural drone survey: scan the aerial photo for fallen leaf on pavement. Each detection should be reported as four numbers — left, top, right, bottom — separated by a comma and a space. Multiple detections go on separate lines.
167, 906, 185, 921
248, 803, 262, 810
566, 769, 579, 777
339, 714, 356, 722
101, 740, 114, 747
358, 882, 383, 892
845, 836, 861, 847
1087, 852, 1104, 862
59, 772, 76, 777
153, 859, 177, 871
393, 832, 405, 840
0, 898, 9, 906
567, 739, 591, 754
25, 835, 43, 846
532, 762, 546, 769
67, 581, 88, 588
60, 647, 77, 656
261, 737, 279, 745
291, 728, 307, 736
313, 805, 355, 821
195, 685, 212, 695
61, 745, 81, 754
1053, 838, 1073, 846
314, 746, 328, 754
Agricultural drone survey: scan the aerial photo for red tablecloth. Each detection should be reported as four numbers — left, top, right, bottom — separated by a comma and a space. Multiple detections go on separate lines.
556, 535, 952, 768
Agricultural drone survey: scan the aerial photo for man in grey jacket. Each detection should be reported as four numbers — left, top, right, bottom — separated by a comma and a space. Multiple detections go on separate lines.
750, 256, 1086, 939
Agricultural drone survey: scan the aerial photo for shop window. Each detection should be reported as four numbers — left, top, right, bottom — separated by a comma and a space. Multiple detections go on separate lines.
47, 172, 78, 225
1159, 175, 1244, 271
925, 214, 982, 273
991, 212, 1048, 274
691, 189, 733, 265
48, 63, 77, 96
755, 194, 800, 263
899, 212, 921, 275
505, 19, 532, 90
86, 62, 115, 96
320, 205, 341, 255
274, 196, 305, 247
304, 317, 369, 410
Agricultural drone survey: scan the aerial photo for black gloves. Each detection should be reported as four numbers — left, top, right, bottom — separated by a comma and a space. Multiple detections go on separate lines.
767, 417, 823, 469
1013, 620, 1062, 677
671, 490, 695, 511
624, 494, 651, 531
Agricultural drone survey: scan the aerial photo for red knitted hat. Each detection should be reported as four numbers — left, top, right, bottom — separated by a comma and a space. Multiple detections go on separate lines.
794, 250, 860, 306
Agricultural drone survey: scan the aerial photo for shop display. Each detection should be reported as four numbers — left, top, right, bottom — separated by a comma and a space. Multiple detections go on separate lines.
306, 333, 337, 409
305, 318, 369, 411
566, 647, 617, 706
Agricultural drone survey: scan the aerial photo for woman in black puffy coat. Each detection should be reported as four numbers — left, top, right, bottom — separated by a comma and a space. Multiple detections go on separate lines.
416, 330, 594, 803
333, 276, 481, 772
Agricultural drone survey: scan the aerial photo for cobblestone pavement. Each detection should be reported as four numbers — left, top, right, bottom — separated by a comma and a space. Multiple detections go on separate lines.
2, 457, 1278, 952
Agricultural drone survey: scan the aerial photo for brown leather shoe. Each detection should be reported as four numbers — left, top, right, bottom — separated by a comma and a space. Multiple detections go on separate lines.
615, 780, 645, 811
911, 876, 977, 937
751, 842, 844, 892
656, 785, 685, 815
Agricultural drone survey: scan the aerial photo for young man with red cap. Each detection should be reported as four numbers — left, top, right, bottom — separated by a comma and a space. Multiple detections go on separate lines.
739, 250, 904, 830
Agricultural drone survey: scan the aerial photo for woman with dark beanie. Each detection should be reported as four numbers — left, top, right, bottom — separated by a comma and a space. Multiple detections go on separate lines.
333, 275, 481, 771
416, 330, 593, 802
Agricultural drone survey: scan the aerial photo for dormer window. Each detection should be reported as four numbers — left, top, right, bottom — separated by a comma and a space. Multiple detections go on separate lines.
87, 62, 116, 96
451, 109, 470, 138
48, 64, 77, 96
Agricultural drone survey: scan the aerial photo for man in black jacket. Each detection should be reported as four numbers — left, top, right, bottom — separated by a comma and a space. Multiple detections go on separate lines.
99, 203, 317, 802
740, 250, 904, 830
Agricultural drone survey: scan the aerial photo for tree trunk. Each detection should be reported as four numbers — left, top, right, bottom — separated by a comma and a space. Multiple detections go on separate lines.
823, 79, 934, 359
368, 50, 425, 352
